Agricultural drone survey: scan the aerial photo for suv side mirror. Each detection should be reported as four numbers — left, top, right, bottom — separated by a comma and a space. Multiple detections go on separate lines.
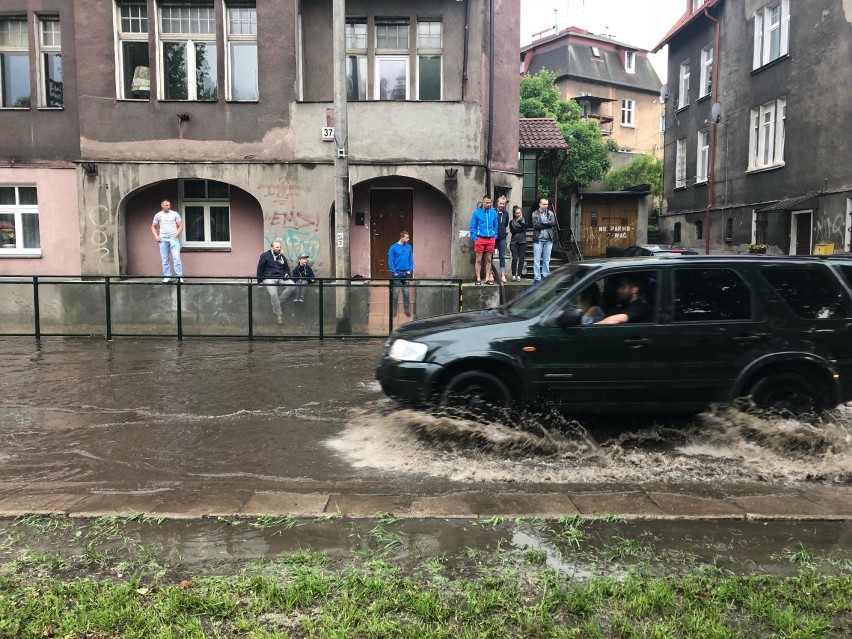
555, 307, 584, 328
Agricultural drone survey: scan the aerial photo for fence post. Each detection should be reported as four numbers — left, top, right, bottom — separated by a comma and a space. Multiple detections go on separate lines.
105, 277, 112, 340
247, 279, 254, 340
176, 279, 183, 341
32, 276, 40, 339
458, 280, 463, 313
318, 279, 324, 340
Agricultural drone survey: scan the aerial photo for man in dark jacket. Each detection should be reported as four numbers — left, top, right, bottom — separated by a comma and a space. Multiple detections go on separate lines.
256, 241, 295, 323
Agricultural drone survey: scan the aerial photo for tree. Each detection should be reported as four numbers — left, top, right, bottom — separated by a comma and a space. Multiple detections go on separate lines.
604, 153, 663, 200
520, 69, 617, 200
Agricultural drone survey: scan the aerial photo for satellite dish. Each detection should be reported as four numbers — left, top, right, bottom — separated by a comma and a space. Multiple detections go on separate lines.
711, 101, 723, 123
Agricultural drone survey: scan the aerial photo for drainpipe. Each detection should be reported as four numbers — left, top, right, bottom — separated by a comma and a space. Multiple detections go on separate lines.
486, 0, 495, 195
461, 0, 470, 101
704, 7, 720, 256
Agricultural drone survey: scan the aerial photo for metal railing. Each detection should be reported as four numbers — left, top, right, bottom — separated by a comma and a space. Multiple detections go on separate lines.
0, 275, 462, 340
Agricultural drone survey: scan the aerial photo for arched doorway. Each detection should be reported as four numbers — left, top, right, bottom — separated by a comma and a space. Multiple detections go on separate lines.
123, 179, 264, 277
349, 176, 453, 279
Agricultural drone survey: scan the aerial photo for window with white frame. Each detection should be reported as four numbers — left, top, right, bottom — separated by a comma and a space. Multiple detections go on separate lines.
0, 186, 40, 255
748, 98, 786, 171
159, 4, 217, 101
181, 180, 231, 248
417, 20, 442, 100
753, 0, 789, 69
676, 138, 687, 188
624, 50, 635, 74
226, 3, 257, 101
700, 45, 713, 97
115, 3, 150, 100
590, 46, 600, 58
0, 17, 31, 108
696, 129, 710, 183
692, 0, 704, 11
345, 19, 367, 101
620, 99, 634, 126
678, 60, 690, 109
38, 17, 63, 107
375, 19, 409, 101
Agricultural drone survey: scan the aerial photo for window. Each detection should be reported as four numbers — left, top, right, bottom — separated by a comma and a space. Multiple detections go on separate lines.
226, 4, 257, 101
660, 114, 665, 133
375, 19, 409, 100
37, 18, 62, 107
620, 99, 634, 127
695, 220, 704, 240
700, 45, 713, 97
753, 0, 789, 69
0, 17, 31, 108
181, 180, 230, 248
417, 20, 442, 100
0, 186, 40, 255
590, 46, 600, 57
115, 3, 150, 100
158, 4, 217, 101
674, 269, 751, 322
346, 19, 367, 101
624, 50, 635, 73
761, 265, 852, 319
676, 138, 687, 188
748, 98, 786, 171
518, 151, 538, 208
678, 60, 690, 108
725, 218, 733, 241
692, 0, 704, 11
673, 222, 682, 243
696, 129, 710, 183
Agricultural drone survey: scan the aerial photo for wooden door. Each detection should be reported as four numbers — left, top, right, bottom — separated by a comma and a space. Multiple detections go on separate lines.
580, 201, 638, 257
370, 189, 413, 277
795, 212, 812, 255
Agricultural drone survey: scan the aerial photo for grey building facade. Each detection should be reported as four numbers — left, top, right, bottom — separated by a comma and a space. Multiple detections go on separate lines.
0, 0, 521, 279
655, 0, 852, 255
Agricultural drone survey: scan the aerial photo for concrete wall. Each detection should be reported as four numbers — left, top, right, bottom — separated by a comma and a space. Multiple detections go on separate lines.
0, 167, 81, 275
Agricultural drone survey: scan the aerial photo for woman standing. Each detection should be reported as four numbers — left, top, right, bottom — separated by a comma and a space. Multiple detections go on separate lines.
508, 206, 528, 281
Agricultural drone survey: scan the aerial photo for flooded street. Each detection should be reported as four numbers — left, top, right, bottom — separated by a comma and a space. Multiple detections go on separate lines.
0, 337, 850, 492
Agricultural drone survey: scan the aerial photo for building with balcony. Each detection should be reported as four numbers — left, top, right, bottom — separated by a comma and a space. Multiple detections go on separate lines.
0, 0, 520, 280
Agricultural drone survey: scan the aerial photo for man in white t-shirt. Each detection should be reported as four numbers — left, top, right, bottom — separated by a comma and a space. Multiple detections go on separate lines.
151, 199, 184, 283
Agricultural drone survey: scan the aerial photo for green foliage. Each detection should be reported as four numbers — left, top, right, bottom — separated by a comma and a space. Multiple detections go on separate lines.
604, 153, 664, 199
520, 69, 615, 194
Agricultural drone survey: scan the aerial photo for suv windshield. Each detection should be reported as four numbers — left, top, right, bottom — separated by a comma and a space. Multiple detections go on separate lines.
504, 264, 596, 318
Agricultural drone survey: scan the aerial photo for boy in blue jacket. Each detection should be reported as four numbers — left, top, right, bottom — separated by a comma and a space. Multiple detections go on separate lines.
388, 231, 413, 317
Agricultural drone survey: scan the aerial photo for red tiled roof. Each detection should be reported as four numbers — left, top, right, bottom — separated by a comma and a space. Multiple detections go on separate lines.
519, 118, 569, 151
652, 0, 722, 53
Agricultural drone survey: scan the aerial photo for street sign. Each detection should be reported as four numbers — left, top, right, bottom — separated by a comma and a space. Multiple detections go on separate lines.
322, 127, 335, 141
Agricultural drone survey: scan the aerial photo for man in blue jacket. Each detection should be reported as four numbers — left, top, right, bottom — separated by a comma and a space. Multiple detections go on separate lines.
256, 241, 295, 324
469, 195, 498, 284
388, 231, 413, 317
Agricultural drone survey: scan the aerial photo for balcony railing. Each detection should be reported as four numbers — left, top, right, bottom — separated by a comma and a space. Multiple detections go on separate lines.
0, 276, 462, 340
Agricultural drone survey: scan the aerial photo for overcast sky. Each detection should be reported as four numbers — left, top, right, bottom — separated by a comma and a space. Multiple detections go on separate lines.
520, 0, 687, 83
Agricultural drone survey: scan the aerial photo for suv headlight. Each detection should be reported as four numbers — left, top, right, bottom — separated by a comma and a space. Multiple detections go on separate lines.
388, 339, 428, 362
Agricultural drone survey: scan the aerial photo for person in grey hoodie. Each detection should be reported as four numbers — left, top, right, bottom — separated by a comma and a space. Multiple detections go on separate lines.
531, 197, 556, 282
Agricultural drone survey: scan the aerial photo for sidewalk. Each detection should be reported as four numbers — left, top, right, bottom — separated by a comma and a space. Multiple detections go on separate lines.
1, 479, 849, 521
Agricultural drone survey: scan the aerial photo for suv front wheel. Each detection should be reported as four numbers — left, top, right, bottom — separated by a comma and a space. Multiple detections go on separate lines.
749, 372, 824, 415
440, 370, 512, 413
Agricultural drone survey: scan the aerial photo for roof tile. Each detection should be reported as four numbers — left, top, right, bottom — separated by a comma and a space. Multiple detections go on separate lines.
519, 118, 570, 151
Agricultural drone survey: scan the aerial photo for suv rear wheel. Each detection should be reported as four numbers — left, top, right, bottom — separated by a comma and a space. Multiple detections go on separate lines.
440, 370, 512, 413
749, 372, 824, 415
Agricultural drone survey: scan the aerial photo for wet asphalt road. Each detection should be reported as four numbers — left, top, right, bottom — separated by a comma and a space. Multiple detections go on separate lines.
0, 337, 850, 520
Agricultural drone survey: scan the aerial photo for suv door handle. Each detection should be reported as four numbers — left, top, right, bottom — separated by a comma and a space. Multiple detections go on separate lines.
623, 337, 651, 347
732, 333, 768, 343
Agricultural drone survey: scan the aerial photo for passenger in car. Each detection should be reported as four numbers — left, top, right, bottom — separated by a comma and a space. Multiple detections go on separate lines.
577, 286, 605, 324
597, 275, 650, 324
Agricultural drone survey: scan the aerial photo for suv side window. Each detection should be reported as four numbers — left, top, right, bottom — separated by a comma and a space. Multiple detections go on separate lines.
837, 265, 852, 290
760, 265, 852, 319
673, 268, 751, 322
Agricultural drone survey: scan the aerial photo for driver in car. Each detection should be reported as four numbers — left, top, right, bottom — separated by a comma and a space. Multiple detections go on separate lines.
597, 275, 650, 325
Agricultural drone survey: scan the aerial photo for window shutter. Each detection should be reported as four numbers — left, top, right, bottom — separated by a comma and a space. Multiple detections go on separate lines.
780, 0, 790, 57
752, 11, 762, 69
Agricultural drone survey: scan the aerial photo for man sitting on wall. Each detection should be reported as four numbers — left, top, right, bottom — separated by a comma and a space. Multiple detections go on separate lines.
256, 241, 296, 324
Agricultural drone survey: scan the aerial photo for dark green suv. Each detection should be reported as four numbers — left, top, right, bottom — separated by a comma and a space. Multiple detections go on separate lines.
376, 256, 852, 415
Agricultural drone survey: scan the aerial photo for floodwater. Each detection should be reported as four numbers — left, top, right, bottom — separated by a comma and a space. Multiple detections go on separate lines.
0, 338, 850, 490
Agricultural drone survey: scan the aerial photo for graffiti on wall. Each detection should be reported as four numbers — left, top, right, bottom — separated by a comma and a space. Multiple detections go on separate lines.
258, 178, 322, 261
88, 203, 116, 273
264, 229, 322, 262
813, 212, 846, 246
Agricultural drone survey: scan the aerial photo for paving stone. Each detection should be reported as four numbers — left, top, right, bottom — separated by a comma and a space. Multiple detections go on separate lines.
797, 486, 852, 517
409, 492, 578, 518
0, 492, 86, 516
734, 494, 835, 518
240, 492, 329, 516
648, 492, 747, 518
325, 494, 416, 517
569, 491, 665, 518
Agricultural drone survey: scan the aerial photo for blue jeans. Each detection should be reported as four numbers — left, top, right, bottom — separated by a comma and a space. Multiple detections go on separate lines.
532, 240, 553, 281
159, 236, 183, 277
495, 238, 507, 270
391, 276, 410, 315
